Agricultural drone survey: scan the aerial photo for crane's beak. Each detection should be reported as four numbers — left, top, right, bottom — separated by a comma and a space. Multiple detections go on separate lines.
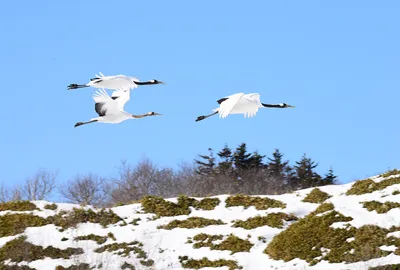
158, 81, 166, 85
287, 104, 295, 108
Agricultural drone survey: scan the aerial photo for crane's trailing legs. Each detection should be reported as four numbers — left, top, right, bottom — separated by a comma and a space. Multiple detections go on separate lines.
68, 84, 89, 90
195, 111, 219, 122
74, 120, 98, 128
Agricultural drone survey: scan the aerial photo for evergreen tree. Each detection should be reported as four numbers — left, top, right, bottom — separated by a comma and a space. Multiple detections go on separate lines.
232, 143, 252, 172
248, 151, 266, 170
267, 149, 289, 179
321, 167, 338, 185
294, 154, 322, 189
194, 148, 216, 176
217, 144, 233, 174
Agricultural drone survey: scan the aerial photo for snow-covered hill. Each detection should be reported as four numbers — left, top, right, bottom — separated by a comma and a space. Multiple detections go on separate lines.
2, 170, 400, 270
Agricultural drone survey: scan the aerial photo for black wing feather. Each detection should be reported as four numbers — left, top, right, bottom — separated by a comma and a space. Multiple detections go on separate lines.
95, 103, 107, 116
217, 98, 228, 104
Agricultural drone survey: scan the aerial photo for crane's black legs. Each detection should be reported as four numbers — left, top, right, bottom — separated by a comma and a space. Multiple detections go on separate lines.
195, 111, 218, 122
67, 84, 89, 90
74, 120, 98, 128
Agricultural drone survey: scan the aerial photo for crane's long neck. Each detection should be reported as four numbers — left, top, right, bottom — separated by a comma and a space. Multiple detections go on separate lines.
262, 103, 284, 108
68, 84, 89, 90
134, 80, 159, 85
74, 119, 98, 127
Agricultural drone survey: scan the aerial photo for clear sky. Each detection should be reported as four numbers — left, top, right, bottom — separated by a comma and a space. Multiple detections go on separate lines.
1, 1, 399, 199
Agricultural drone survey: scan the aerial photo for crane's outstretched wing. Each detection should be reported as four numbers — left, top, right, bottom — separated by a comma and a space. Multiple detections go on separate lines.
241, 93, 262, 118
111, 88, 131, 111
218, 93, 245, 118
92, 88, 120, 116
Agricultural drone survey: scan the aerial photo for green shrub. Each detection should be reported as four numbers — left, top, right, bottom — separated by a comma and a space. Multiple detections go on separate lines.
121, 262, 135, 270
141, 195, 220, 217
95, 241, 147, 260
179, 256, 242, 270
302, 188, 331, 203
0, 236, 84, 263
44, 203, 58, 210
313, 202, 335, 214
346, 177, 400, 195
55, 264, 90, 270
225, 194, 286, 210
74, 234, 108, 245
362, 201, 400, 214
50, 208, 125, 229
0, 201, 38, 212
233, 213, 298, 229
158, 217, 225, 230
130, 218, 141, 225
191, 233, 253, 254
393, 190, 400, 196
0, 213, 50, 237
0, 263, 36, 270
380, 169, 400, 178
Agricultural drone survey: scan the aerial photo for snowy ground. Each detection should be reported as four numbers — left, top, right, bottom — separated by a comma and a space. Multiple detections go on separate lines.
2, 172, 400, 270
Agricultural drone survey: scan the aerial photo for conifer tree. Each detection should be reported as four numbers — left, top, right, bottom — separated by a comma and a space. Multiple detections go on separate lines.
232, 143, 252, 172
321, 167, 337, 185
217, 144, 233, 174
294, 154, 322, 189
194, 148, 216, 176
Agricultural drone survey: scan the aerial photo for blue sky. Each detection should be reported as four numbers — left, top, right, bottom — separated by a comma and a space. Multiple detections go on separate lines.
0, 1, 399, 199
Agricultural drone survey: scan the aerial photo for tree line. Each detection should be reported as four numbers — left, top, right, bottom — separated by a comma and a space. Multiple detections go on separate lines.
1, 143, 337, 207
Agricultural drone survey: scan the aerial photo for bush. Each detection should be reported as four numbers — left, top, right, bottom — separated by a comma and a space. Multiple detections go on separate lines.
346, 177, 400, 196
233, 213, 298, 229
141, 195, 220, 217
44, 203, 57, 210
0, 236, 84, 263
362, 201, 400, 214
225, 195, 286, 210
380, 169, 400, 178
179, 256, 242, 270
369, 264, 400, 270
0, 213, 50, 237
0, 263, 36, 270
0, 201, 38, 212
55, 264, 90, 270
302, 188, 331, 203
74, 234, 108, 245
158, 217, 225, 230
191, 233, 253, 254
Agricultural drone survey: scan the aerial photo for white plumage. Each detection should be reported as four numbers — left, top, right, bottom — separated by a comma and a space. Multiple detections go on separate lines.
74, 88, 162, 128
68, 72, 165, 91
196, 92, 294, 122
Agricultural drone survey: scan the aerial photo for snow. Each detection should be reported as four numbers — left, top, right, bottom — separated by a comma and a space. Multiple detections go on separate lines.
2, 173, 400, 269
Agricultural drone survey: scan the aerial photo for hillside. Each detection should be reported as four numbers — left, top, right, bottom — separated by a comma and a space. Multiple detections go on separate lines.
2, 170, 400, 270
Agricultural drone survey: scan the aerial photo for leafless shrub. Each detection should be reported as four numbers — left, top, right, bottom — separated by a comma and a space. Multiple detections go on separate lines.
59, 173, 108, 206
22, 169, 57, 200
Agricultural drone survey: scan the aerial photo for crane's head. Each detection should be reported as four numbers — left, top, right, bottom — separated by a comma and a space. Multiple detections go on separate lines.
280, 103, 295, 108
147, 111, 162, 116
133, 79, 165, 85
150, 79, 165, 85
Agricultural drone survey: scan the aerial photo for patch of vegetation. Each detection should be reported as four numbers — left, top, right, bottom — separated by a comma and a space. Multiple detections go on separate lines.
369, 264, 400, 270
232, 212, 298, 230
0, 213, 50, 237
140, 259, 154, 267
346, 177, 400, 196
362, 201, 400, 214
264, 203, 400, 265
121, 262, 135, 270
179, 256, 242, 270
130, 218, 141, 225
0, 236, 84, 263
50, 208, 125, 229
0, 201, 38, 212
61, 237, 68, 241
393, 190, 400, 196
195, 197, 220, 210
94, 240, 151, 265
107, 232, 116, 241
313, 202, 335, 214
191, 233, 253, 254
380, 169, 400, 178
55, 264, 90, 270
74, 234, 108, 245
141, 195, 220, 217
302, 188, 331, 203
225, 194, 286, 210
0, 263, 37, 270
44, 203, 58, 210
158, 217, 225, 230
258, 236, 267, 243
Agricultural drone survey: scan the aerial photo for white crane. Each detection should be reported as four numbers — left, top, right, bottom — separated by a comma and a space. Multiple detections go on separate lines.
67, 72, 165, 91
74, 88, 162, 128
195, 93, 295, 122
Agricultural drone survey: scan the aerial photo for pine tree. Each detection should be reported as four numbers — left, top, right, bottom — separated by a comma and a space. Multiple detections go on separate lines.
217, 144, 233, 174
267, 149, 288, 179
248, 151, 266, 170
321, 167, 337, 185
232, 143, 252, 172
194, 148, 216, 176
294, 154, 322, 189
